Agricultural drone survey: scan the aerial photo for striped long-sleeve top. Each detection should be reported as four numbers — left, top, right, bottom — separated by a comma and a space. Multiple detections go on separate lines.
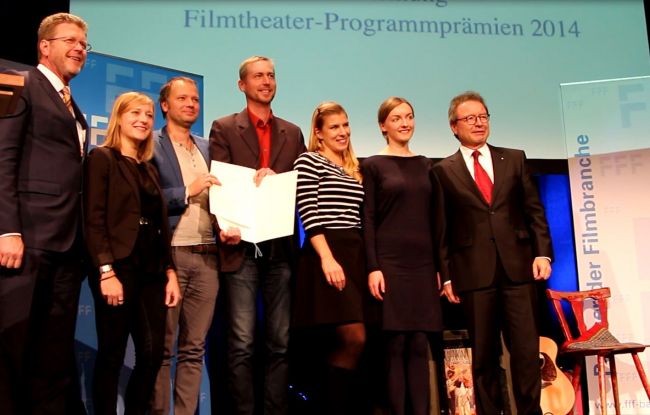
293, 152, 364, 238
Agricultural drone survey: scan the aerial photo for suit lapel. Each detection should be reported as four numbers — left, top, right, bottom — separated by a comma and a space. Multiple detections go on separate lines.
235, 110, 260, 164
34, 70, 84, 155
70, 97, 88, 129
489, 145, 506, 203
159, 127, 184, 185
448, 150, 486, 204
194, 135, 210, 165
114, 150, 141, 206
269, 120, 286, 169
35, 70, 78, 127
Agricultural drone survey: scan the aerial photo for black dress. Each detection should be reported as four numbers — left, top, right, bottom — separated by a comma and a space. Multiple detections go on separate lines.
361, 155, 442, 331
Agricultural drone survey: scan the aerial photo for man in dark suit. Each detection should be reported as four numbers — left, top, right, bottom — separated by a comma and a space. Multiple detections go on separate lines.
433, 91, 553, 414
0, 12, 89, 415
150, 76, 239, 415
209, 55, 306, 415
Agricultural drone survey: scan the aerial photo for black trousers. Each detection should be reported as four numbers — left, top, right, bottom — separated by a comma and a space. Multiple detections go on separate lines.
89, 262, 167, 415
0, 246, 85, 415
459, 258, 542, 415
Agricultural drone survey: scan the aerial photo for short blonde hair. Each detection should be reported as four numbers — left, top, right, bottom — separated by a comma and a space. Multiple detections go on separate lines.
37, 13, 88, 60
238, 56, 274, 80
158, 76, 198, 118
308, 101, 362, 183
102, 92, 155, 162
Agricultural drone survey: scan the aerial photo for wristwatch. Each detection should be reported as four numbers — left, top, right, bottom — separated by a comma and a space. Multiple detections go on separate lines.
99, 264, 113, 274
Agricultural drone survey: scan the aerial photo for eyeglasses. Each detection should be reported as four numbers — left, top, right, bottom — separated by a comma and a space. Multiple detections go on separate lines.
46, 37, 92, 52
456, 114, 490, 125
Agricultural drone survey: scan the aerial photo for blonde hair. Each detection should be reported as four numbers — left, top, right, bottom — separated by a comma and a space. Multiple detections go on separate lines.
377, 96, 414, 142
158, 76, 198, 118
239, 56, 274, 80
102, 92, 155, 162
37, 13, 88, 60
308, 101, 362, 183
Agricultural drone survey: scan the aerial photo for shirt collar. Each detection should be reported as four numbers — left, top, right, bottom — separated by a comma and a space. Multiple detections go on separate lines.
460, 144, 490, 160
37, 63, 66, 94
247, 107, 274, 128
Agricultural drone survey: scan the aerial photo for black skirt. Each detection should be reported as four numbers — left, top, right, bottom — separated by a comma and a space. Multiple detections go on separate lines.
292, 228, 376, 327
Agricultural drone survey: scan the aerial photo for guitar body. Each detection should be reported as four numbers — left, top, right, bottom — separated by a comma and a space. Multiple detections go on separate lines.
539, 336, 575, 415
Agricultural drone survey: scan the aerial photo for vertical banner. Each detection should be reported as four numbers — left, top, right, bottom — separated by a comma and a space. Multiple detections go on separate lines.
71, 52, 209, 413
561, 76, 650, 414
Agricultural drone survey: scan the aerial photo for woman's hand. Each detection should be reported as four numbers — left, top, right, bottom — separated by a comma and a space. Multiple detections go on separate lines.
368, 270, 385, 301
165, 268, 181, 307
100, 272, 124, 306
321, 256, 346, 291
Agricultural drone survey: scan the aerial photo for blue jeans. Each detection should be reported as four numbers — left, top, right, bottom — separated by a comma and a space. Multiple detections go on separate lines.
223, 254, 291, 415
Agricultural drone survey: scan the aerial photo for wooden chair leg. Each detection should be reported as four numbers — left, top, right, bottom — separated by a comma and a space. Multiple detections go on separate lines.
572, 362, 582, 393
631, 353, 650, 400
569, 358, 584, 414
608, 356, 621, 415
598, 355, 608, 415
571, 361, 582, 413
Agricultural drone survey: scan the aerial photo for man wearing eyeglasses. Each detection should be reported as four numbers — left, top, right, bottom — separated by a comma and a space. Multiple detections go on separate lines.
0, 12, 90, 415
432, 91, 552, 415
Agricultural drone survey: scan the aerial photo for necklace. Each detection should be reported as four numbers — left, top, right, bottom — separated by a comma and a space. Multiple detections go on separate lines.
175, 138, 194, 154
318, 152, 345, 174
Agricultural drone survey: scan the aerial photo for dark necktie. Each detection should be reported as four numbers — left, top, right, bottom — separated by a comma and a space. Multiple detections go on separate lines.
62, 86, 84, 155
472, 150, 493, 204
61, 86, 75, 116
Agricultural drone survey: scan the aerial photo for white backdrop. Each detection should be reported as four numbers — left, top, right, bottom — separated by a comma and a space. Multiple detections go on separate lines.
562, 76, 650, 414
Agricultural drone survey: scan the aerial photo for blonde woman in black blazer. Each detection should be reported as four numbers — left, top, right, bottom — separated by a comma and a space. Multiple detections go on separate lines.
84, 91, 180, 415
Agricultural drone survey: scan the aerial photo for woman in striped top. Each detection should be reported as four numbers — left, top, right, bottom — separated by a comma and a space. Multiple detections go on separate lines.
293, 101, 368, 415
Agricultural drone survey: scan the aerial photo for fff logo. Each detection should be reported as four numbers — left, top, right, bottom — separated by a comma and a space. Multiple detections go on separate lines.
78, 304, 93, 315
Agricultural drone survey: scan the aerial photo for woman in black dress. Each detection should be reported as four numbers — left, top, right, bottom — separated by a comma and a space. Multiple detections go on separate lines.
84, 91, 181, 414
293, 101, 366, 414
362, 97, 443, 415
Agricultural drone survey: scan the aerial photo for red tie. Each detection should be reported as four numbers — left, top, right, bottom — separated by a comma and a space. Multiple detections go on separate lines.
472, 150, 493, 204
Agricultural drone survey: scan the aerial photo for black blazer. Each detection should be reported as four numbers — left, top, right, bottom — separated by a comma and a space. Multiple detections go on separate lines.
432, 145, 553, 293
209, 109, 306, 272
84, 147, 173, 270
0, 68, 88, 251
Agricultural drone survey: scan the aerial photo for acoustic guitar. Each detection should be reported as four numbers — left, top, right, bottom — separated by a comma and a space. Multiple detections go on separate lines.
539, 336, 575, 415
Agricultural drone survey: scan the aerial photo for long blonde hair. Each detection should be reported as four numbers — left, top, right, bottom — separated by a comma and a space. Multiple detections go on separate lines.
102, 92, 155, 162
308, 101, 362, 183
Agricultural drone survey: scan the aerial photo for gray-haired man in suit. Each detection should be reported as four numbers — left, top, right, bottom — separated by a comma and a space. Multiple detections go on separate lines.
433, 91, 553, 415
0, 12, 90, 414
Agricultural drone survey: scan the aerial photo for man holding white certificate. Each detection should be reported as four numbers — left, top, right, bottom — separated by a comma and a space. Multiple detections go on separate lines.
209, 55, 306, 415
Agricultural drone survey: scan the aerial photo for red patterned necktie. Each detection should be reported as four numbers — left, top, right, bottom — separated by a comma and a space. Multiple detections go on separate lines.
61, 86, 75, 116
472, 150, 493, 204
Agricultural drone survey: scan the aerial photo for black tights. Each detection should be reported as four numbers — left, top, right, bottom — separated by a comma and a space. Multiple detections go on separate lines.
329, 322, 366, 369
318, 322, 366, 415
386, 331, 430, 415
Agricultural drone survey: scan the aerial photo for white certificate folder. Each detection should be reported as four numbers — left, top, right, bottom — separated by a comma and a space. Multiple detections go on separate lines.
209, 161, 298, 244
